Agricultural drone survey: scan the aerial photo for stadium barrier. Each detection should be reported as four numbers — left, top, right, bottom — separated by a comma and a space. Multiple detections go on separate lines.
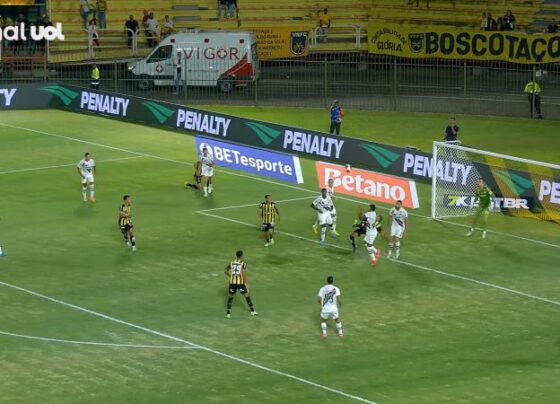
2, 81, 559, 221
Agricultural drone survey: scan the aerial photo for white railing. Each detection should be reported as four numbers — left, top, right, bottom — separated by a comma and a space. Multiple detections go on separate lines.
311, 24, 364, 50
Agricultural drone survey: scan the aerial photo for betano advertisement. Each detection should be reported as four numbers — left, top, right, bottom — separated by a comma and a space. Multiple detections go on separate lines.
368, 23, 560, 64
1, 83, 558, 222
316, 162, 420, 209
195, 136, 304, 184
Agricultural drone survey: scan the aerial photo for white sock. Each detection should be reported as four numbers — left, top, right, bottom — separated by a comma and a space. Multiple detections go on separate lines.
89, 184, 95, 198
204, 186, 208, 195
208, 184, 213, 193
335, 322, 343, 335
332, 216, 337, 232
320, 227, 326, 242
395, 241, 401, 257
321, 322, 327, 336
0, 245, 3, 254
82, 187, 87, 198
367, 246, 377, 261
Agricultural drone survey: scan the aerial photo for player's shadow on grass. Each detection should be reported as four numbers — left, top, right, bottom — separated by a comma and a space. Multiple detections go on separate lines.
73, 203, 95, 218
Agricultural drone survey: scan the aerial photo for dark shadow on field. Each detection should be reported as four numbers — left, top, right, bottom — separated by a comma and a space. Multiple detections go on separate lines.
73, 203, 95, 218
464, 358, 560, 369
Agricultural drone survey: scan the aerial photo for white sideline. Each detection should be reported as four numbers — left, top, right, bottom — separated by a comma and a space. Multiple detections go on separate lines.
0, 330, 200, 350
0, 280, 378, 404
198, 196, 314, 212
0, 156, 144, 176
198, 211, 560, 308
2, 123, 557, 250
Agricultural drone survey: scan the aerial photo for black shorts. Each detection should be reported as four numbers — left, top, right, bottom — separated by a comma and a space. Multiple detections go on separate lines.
261, 223, 274, 232
229, 284, 247, 294
120, 224, 133, 233
353, 227, 366, 236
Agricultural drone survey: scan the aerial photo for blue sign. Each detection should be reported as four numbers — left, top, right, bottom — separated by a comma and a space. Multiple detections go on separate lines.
195, 136, 304, 184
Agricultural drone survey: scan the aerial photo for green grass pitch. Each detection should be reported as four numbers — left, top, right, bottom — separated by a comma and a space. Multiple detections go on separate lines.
0, 108, 559, 403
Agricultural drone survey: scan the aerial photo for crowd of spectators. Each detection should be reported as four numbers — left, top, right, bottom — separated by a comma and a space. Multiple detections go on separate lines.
480, 10, 516, 31
80, 0, 107, 29
217, 0, 237, 19
0, 13, 53, 55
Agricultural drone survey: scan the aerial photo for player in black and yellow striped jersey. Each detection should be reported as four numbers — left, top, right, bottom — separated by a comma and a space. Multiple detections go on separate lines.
185, 161, 202, 190
118, 195, 137, 252
258, 194, 280, 247
224, 250, 257, 318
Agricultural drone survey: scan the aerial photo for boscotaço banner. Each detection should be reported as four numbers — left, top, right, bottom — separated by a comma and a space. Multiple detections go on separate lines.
367, 23, 560, 64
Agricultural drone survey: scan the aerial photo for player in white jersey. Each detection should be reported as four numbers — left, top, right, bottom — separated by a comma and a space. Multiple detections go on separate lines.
318, 275, 343, 339
313, 178, 340, 237
387, 200, 408, 259
360, 204, 382, 266
76, 152, 96, 203
310, 188, 336, 245
199, 147, 214, 197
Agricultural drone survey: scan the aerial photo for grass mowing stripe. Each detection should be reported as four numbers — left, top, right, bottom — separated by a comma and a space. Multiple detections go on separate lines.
2, 122, 558, 250
0, 331, 200, 350
0, 280, 378, 404
0, 156, 144, 175
199, 210, 560, 308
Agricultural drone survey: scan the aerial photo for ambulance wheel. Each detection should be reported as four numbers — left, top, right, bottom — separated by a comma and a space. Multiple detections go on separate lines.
138, 77, 153, 91
218, 79, 234, 93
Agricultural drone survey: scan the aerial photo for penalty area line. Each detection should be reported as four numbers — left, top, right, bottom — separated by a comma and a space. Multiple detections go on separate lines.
0, 280, 378, 404
200, 212, 560, 309
0, 330, 200, 350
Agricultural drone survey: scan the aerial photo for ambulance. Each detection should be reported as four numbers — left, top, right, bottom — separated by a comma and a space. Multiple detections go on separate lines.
128, 30, 259, 93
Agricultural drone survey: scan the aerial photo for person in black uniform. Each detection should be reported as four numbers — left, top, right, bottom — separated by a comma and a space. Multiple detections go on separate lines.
444, 117, 459, 142
350, 214, 382, 252
185, 161, 202, 190
224, 250, 258, 318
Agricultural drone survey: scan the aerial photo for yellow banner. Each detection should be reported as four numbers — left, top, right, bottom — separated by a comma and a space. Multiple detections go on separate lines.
368, 24, 560, 64
248, 26, 310, 59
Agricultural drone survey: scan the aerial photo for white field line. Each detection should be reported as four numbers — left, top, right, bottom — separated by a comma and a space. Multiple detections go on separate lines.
2, 123, 557, 250
0, 330, 200, 350
0, 280, 378, 404
198, 196, 314, 212
197, 211, 347, 251
199, 212, 560, 308
0, 156, 144, 176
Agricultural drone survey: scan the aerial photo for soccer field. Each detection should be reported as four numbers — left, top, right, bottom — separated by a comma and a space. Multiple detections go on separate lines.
0, 109, 559, 403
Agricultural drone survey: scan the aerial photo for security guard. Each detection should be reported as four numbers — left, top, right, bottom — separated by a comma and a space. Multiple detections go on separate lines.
524, 78, 542, 119
91, 64, 100, 90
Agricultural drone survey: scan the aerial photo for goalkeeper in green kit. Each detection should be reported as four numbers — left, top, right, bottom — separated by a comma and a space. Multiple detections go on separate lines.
467, 178, 494, 239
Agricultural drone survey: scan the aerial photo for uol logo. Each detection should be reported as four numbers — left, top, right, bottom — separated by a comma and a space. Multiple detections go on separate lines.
40, 85, 79, 106
0, 23, 65, 42
143, 101, 175, 124
494, 169, 534, 195
360, 144, 401, 168
290, 31, 308, 56
245, 122, 282, 145
408, 33, 424, 53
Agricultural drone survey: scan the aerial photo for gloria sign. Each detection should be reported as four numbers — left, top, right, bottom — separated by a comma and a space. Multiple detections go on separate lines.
368, 23, 560, 64
316, 161, 420, 208
196, 136, 304, 184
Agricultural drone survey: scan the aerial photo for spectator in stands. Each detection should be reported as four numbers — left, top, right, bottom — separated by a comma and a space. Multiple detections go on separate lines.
217, 0, 228, 19
161, 15, 174, 38
329, 100, 344, 135
226, 0, 237, 18
15, 13, 29, 55
495, 17, 505, 31
444, 117, 459, 143
142, 10, 150, 28
32, 14, 52, 54
546, 18, 559, 34
524, 78, 542, 119
318, 8, 331, 43
124, 14, 139, 49
88, 18, 100, 52
503, 10, 515, 31
80, 0, 91, 29
480, 11, 495, 31
146, 12, 160, 47
95, 0, 107, 29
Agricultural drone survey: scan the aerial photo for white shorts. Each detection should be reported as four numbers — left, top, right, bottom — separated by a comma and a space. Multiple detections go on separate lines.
364, 229, 378, 245
317, 211, 333, 226
320, 307, 339, 320
391, 224, 405, 238
81, 173, 94, 184
201, 166, 214, 177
